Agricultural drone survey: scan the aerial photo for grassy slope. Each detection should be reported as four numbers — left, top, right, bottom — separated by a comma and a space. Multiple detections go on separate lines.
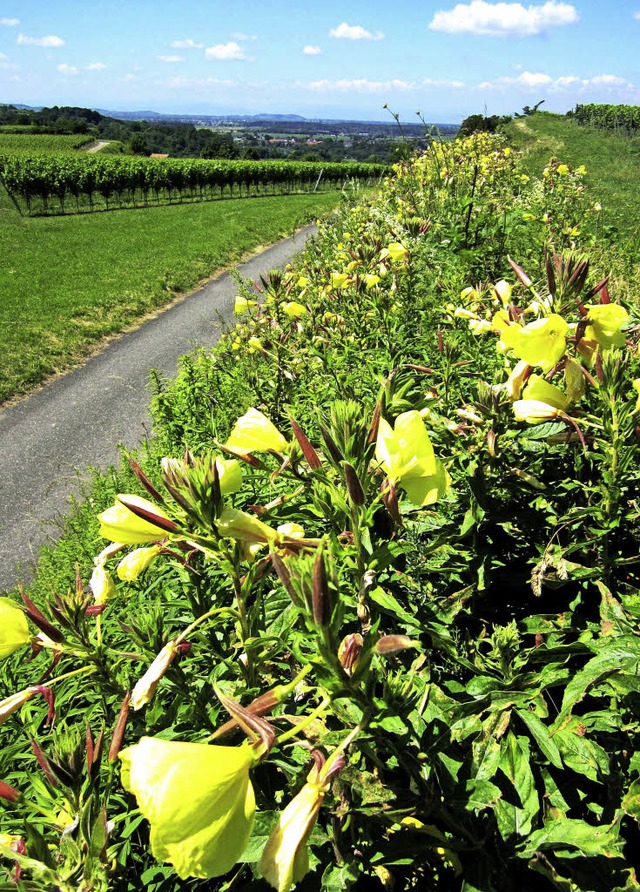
505, 112, 640, 247
0, 188, 342, 403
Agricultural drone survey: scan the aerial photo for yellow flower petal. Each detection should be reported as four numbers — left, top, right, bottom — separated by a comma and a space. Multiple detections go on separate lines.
0, 598, 30, 661
120, 737, 257, 880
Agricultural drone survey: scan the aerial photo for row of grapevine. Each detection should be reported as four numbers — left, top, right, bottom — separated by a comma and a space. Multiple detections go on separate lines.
572, 103, 640, 132
0, 152, 388, 214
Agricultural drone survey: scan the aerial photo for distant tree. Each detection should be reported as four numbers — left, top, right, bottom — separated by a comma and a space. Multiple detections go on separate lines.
515, 100, 545, 118
459, 113, 512, 137
242, 146, 261, 160
129, 133, 149, 155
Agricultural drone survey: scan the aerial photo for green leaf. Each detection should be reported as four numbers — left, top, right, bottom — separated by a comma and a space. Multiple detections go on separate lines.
553, 726, 609, 781
551, 652, 622, 729
519, 817, 622, 859
368, 585, 422, 629
516, 709, 563, 769
621, 779, 640, 822
494, 731, 539, 840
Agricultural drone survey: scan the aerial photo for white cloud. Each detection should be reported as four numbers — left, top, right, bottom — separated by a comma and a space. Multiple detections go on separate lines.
329, 22, 384, 40
590, 74, 628, 86
17, 33, 64, 47
476, 70, 635, 94
205, 41, 250, 61
0, 18, 19, 26
423, 77, 465, 88
303, 45, 322, 55
158, 55, 183, 63
429, 1, 578, 37
231, 32, 257, 40
57, 63, 78, 75
171, 38, 204, 49
310, 78, 415, 93
85, 62, 107, 71
477, 70, 552, 88
634, 11, 640, 20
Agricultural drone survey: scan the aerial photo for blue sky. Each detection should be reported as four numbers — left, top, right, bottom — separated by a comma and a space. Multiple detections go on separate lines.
1, 1, 640, 123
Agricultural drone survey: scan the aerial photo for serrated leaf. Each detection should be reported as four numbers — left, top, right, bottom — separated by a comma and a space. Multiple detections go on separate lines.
516, 709, 563, 769
494, 731, 539, 839
523, 421, 568, 440
519, 817, 622, 859
553, 726, 609, 781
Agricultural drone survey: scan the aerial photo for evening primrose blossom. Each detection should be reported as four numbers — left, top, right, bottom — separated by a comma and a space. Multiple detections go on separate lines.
225, 408, 289, 455
376, 410, 448, 507
260, 753, 343, 892
0, 598, 30, 661
281, 301, 307, 318
117, 545, 163, 582
119, 737, 258, 879
584, 304, 629, 349
98, 495, 176, 545
499, 314, 569, 373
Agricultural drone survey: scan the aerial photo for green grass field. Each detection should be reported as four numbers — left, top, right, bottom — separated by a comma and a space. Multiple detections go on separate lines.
505, 112, 640, 248
0, 187, 343, 403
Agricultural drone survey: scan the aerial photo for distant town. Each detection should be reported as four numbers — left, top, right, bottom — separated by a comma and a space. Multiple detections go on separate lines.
1, 104, 459, 164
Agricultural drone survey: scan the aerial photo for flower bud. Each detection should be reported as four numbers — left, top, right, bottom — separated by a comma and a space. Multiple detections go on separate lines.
338, 633, 363, 675
131, 642, 179, 711
90, 564, 116, 605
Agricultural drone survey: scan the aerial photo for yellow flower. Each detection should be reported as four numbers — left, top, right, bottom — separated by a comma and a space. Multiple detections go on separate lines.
513, 400, 564, 424
363, 273, 381, 290
98, 495, 175, 545
376, 411, 448, 507
505, 360, 531, 401
234, 296, 256, 315
0, 687, 38, 724
260, 757, 334, 892
119, 737, 258, 880
521, 375, 568, 411
0, 598, 30, 661
557, 164, 570, 176
90, 563, 117, 605
248, 337, 263, 353
633, 379, 640, 413
493, 280, 512, 307
225, 408, 289, 454
217, 507, 279, 545
584, 304, 629, 349
501, 314, 569, 373
282, 301, 307, 318
381, 242, 408, 263
330, 273, 349, 290
117, 545, 162, 582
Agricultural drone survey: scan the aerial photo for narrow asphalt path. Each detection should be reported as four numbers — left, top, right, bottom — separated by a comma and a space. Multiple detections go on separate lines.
0, 225, 317, 592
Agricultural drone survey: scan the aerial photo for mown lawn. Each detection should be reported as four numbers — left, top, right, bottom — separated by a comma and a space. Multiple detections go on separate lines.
505, 112, 640, 248
0, 189, 342, 403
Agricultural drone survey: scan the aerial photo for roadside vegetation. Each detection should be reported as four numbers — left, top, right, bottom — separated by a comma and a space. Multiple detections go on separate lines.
1, 111, 640, 892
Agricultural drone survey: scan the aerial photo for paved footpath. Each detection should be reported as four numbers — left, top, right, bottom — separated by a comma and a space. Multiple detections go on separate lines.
0, 225, 316, 592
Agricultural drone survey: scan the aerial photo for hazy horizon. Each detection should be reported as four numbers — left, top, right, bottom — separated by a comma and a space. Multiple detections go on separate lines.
2, 1, 640, 124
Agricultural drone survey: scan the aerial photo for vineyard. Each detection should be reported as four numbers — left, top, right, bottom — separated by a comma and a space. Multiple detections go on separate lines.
573, 102, 640, 132
0, 152, 388, 215
0, 133, 93, 154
